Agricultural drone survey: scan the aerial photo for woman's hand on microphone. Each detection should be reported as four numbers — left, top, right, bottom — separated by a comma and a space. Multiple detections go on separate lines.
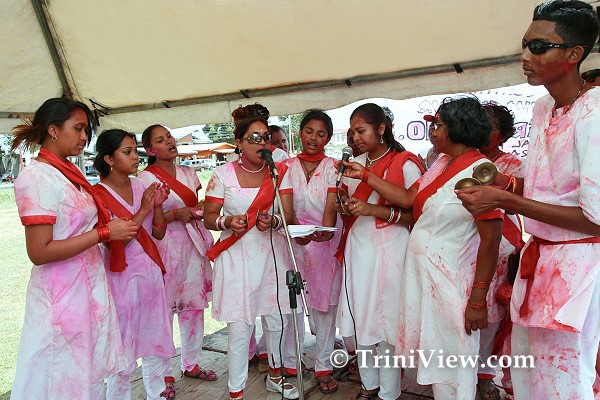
339, 161, 366, 180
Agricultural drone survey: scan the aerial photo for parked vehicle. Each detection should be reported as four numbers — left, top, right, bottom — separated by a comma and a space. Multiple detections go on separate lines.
85, 165, 99, 176
181, 158, 216, 171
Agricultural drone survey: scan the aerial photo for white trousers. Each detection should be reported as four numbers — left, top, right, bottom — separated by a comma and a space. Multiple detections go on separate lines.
248, 317, 268, 359
172, 309, 205, 372
307, 305, 337, 373
228, 314, 288, 392
511, 277, 600, 399
106, 356, 171, 400
283, 311, 305, 371
477, 321, 501, 377
357, 340, 401, 400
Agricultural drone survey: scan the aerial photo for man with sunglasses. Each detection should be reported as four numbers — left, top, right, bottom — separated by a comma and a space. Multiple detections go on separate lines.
456, 1, 600, 399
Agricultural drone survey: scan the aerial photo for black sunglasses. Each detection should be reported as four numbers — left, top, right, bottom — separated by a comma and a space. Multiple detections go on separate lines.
521, 38, 572, 55
240, 133, 272, 144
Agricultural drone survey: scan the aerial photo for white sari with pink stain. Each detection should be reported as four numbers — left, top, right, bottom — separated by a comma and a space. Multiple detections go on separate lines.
284, 156, 342, 312
205, 162, 294, 324
138, 165, 214, 313
11, 160, 125, 399
337, 153, 421, 346
511, 89, 600, 332
486, 152, 525, 323
397, 154, 502, 398
100, 177, 175, 368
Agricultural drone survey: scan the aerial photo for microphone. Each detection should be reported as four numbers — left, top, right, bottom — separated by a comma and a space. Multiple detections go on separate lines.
336, 146, 353, 187
259, 148, 278, 178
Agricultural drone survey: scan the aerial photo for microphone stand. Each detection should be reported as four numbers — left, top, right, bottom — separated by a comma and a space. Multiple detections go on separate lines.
268, 166, 308, 400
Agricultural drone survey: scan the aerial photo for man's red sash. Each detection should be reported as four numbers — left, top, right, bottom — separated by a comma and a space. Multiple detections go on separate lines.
144, 164, 198, 207
413, 150, 486, 222
94, 184, 166, 275
207, 163, 288, 262
519, 236, 600, 317
37, 148, 128, 271
334, 150, 413, 263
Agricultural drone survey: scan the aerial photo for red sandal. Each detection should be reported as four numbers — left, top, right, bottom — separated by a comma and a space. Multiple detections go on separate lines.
160, 376, 176, 399
182, 364, 218, 381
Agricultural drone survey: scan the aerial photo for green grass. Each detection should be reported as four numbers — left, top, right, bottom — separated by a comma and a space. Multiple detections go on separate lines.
0, 173, 224, 399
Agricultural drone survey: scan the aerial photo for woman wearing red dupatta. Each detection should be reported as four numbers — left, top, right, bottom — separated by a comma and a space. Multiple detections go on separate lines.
400, 97, 502, 400
283, 109, 341, 394
203, 116, 298, 400
10, 99, 138, 400
138, 125, 217, 386
335, 104, 423, 400
93, 129, 176, 400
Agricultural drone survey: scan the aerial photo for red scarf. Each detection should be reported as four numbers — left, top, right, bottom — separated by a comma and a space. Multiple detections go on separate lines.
144, 164, 198, 207
519, 236, 600, 318
37, 148, 127, 271
296, 151, 327, 163
207, 162, 289, 261
413, 150, 486, 222
334, 151, 416, 263
94, 184, 166, 275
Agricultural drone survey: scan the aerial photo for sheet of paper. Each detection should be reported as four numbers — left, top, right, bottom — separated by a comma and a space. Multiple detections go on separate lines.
287, 224, 337, 238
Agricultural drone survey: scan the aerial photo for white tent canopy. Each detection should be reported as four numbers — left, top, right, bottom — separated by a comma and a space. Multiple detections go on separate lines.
2, 0, 600, 134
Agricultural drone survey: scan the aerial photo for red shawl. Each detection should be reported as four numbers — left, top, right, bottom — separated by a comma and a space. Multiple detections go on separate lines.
144, 164, 198, 207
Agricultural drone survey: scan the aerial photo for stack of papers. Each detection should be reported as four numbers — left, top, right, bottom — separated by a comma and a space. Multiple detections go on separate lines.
287, 225, 337, 238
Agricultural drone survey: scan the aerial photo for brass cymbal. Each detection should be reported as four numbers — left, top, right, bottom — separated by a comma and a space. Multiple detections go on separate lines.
472, 162, 498, 185
336, 187, 352, 216
454, 177, 481, 190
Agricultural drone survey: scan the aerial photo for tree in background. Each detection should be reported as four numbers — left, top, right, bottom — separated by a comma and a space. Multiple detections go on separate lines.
203, 123, 235, 144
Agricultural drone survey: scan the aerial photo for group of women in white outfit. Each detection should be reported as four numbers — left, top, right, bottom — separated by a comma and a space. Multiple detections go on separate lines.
10, 95, 522, 400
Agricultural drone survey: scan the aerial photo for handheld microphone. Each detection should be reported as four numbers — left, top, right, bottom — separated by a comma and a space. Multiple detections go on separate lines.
336, 146, 353, 187
259, 148, 278, 178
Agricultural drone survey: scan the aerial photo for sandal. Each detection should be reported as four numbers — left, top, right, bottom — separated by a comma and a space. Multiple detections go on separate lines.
316, 373, 338, 394
160, 376, 176, 399
476, 379, 501, 400
347, 359, 362, 384
355, 388, 379, 399
182, 364, 218, 381
265, 374, 299, 399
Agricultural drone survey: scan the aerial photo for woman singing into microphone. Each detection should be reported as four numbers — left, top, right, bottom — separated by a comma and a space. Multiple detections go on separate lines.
336, 103, 423, 400
204, 115, 299, 400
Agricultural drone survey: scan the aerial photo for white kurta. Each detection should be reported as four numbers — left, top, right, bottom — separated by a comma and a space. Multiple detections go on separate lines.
12, 160, 125, 400
285, 156, 342, 312
100, 178, 175, 367
138, 165, 214, 313
337, 153, 421, 346
397, 155, 502, 398
205, 162, 294, 324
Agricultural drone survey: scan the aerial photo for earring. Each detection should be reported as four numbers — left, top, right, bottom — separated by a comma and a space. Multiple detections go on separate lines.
51, 135, 57, 142
379, 136, 384, 144
109, 164, 113, 171
237, 149, 243, 165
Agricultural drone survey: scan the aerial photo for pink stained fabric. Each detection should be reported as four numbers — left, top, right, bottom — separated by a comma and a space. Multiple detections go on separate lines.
99, 178, 175, 365
485, 153, 525, 323
284, 156, 342, 312
138, 164, 214, 313
511, 88, 600, 332
11, 160, 126, 399
397, 154, 502, 396
337, 153, 422, 346
205, 162, 294, 324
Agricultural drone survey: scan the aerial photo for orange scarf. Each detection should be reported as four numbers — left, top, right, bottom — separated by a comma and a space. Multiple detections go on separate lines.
37, 148, 127, 271
207, 163, 289, 261
94, 184, 166, 275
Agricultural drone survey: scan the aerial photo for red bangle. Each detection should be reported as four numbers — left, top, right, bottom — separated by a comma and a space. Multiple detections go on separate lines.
96, 225, 111, 243
361, 168, 370, 183
153, 221, 167, 229
467, 299, 487, 310
171, 209, 177, 221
